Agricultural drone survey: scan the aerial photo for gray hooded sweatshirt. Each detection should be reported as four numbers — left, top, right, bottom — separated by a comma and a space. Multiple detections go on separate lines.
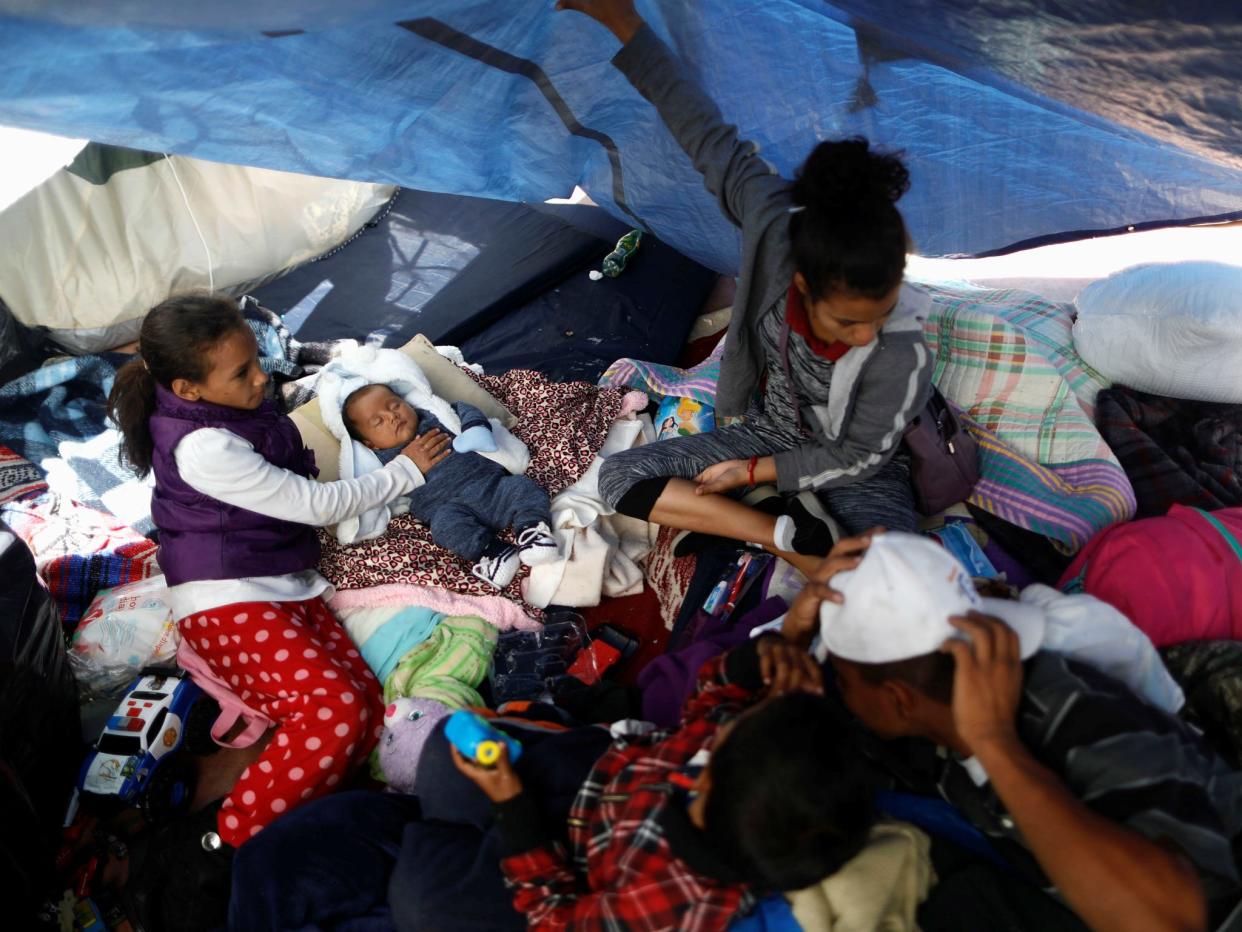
614, 26, 933, 492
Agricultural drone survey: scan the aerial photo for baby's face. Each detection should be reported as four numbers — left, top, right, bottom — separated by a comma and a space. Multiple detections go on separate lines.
346, 384, 419, 449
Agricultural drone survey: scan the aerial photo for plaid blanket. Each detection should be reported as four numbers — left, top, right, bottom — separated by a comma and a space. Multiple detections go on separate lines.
1, 492, 160, 631
923, 283, 1135, 549
0, 444, 48, 506
240, 296, 338, 409
0, 299, 340, 534
599, 338, 724, 406
0, 352, 157, 531
1095, 385, 1242, 518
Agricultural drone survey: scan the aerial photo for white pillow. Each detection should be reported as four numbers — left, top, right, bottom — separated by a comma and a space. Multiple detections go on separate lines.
1073, 261, 1242, 403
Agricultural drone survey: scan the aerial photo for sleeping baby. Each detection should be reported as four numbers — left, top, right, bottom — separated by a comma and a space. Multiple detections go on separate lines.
343, 383, 557, 588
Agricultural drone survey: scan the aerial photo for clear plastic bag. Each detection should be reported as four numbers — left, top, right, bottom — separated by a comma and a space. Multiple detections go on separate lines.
490, 612, 594, 705
68, 576, 179, 698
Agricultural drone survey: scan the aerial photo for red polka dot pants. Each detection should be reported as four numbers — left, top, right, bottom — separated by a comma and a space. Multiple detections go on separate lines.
176, 597, 384, 848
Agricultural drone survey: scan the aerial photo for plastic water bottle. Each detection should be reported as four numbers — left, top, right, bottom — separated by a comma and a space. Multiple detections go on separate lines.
601, 229, 642, 278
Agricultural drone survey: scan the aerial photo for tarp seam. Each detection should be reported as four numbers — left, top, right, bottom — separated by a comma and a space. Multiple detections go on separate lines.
397, 17, 650, 231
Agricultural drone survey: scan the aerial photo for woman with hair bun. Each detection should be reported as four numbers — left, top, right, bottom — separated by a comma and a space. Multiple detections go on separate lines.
563, 0, 934, 572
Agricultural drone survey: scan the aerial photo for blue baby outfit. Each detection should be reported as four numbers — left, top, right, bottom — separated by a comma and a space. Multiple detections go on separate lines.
389, 401, 551, 562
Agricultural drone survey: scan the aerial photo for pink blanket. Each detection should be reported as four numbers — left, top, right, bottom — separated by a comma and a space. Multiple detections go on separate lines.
328, 583, 540, 631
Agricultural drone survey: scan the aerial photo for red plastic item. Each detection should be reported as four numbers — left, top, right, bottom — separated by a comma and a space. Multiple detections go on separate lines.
567, 640, 621, 685
74, 854, 99, 897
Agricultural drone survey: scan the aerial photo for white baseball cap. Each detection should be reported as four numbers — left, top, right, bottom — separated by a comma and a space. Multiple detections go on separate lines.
817, 532, 1046, 663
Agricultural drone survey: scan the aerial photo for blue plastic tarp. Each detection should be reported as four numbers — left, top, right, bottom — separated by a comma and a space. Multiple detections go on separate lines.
0, 1, 1239, 271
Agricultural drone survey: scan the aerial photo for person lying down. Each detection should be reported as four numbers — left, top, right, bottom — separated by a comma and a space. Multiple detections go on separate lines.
341, 383, 558, 588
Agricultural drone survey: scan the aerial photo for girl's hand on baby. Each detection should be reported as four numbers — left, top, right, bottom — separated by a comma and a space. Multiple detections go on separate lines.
694, 459, 750, 495
401, 429, 452, 473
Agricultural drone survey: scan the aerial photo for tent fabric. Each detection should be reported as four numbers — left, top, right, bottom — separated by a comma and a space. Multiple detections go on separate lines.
250, 185, 717, 382
251, 188, 609, 347
0, 3, 1238, 275
0, 147, 394, 352
460, 230, 717, 383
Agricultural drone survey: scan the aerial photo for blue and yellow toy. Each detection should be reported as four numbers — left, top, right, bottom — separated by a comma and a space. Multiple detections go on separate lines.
445, 710, 523, 766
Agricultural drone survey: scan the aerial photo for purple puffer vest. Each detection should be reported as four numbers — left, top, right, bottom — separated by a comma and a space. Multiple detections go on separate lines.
149, 385, 320, 586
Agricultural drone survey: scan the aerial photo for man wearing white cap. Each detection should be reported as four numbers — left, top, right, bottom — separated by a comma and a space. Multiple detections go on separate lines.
784, 532, 1242, 932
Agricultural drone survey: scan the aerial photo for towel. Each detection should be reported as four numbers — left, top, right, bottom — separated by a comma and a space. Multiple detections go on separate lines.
788, 821, 934, 932
316, 344, 530, 543
523, 402, 655, 608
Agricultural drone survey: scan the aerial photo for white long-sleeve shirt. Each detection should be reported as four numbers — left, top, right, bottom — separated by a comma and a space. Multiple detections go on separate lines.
165, 427, 424, 620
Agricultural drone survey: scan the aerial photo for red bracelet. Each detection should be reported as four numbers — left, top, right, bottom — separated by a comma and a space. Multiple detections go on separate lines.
747, 456, 758, 487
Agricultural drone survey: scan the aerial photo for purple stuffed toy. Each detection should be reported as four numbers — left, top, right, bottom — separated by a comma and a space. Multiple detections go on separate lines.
379, 696, 454, 792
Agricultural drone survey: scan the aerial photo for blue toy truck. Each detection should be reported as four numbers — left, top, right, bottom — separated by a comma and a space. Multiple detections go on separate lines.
76, 670, 215, 820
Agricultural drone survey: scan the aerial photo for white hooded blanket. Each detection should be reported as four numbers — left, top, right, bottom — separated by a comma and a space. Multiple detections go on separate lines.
317, 344, 529, 544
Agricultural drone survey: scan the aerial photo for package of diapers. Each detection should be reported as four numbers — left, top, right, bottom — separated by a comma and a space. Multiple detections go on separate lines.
69, 576, 178, 696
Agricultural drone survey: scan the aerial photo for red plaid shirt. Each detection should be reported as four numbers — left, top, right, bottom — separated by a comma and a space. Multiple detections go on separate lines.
500, 650, 761, 931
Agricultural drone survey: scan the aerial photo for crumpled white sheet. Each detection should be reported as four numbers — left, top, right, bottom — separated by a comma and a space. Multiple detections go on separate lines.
523, 413, 657, 608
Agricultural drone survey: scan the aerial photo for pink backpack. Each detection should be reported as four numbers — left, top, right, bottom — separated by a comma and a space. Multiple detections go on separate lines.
1059, 505, 1242, 647
177, 639, 274, 748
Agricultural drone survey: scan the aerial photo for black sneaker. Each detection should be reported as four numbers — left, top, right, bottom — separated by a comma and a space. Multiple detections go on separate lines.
782, 491, 841, 557
671, 485, 785, 557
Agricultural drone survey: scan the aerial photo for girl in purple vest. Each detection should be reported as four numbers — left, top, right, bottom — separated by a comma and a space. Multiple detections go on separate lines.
108, 294, 450, 856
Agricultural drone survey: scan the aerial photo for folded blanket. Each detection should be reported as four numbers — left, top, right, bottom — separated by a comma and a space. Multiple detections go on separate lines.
316, 344, 529, 543
339, 604, 446, 685
382, 614, 497, 707
317, 369, 634, 611
962, 411, 1136, 552
0, 444, 47, 507
919, 283, 1136, 548
523, 394, 653, 608
1095, 385, 1242, 518
2, 492, 159, 630
329, 583, 539, 632
599, 338, 724, 406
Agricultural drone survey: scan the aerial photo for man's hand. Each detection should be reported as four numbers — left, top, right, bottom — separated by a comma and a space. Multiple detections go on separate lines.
555, 0, 645, 44
938, 612, 1024, 754
756, 635, 824, 696
781, 530, 881, 647
400, 428, 452, 473
693, 459, 750, 496
450, 744, 524, 804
